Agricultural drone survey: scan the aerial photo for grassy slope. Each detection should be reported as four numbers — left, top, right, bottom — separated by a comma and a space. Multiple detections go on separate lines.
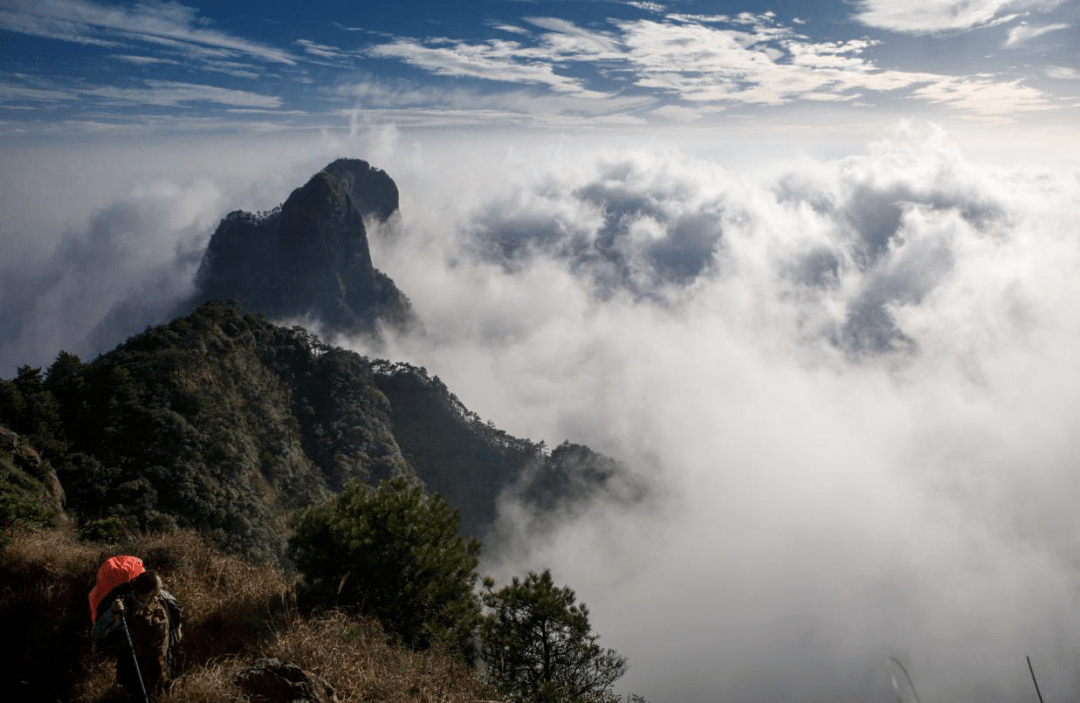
0, 528, 498, 703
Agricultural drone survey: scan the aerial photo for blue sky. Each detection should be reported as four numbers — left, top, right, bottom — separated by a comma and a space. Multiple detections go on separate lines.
1, 0, 1078, 139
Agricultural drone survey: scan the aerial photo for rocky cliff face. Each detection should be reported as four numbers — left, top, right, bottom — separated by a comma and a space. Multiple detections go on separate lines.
0, 426, 69, 533
188, 160, 411, 336
322, 157, 399, 223
370, 362, 649, 541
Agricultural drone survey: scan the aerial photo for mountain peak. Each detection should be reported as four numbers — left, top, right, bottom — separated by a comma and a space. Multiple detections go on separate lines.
321, 158, 399, 223
187, 159, 412, 336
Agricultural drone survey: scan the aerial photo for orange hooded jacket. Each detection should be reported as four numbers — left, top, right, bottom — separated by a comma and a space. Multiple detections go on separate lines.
89, 555, 145, 623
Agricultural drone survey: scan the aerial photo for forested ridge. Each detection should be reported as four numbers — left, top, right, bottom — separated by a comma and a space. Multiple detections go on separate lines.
0, 300, 643, 561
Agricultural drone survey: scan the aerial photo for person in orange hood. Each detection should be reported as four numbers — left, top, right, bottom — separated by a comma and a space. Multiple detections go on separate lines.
90, 559, 183, 700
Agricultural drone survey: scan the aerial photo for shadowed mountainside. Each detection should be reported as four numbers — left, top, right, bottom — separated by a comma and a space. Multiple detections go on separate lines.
4, 301, 412, 562
371, 361, 647, 540
1, 302, 646, 560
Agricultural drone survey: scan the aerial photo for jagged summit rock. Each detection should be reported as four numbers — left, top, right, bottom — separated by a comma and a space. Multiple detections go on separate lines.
187, 159, 412, 336
322, 157, 399, 223
79, 159, 408, 359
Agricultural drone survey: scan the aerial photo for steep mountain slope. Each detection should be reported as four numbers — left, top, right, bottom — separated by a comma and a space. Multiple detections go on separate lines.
4, 302, 412, 561
2, 302, 646, 560
371, 362, 646, 540
1, 528, 498, 703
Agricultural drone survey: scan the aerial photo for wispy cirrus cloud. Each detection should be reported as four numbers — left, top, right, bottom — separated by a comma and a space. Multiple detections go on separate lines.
618, 18, 1056, 120
911, 75, 1052, 120
489, 22, 531, 36
0, 0, 298, 64
625, 1, 665, 13
337, 75, 654, 128
852, 0, 1065, 34
367, 37, 604, 96
363, 13, 1057, 122
2, 62, 275, 117
83, 79, 281, 109
199, 60, 262, 80
523, 16, 624, 60
296, 38, 353, 61
0, 77, 75, 103
616, 19, 891, 105
1046, 65, 1080, 80
109, 54, 181, 66
1005, 22, 1070, 46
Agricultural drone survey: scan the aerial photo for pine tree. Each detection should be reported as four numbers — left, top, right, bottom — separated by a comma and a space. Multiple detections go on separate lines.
481, 569, 628, 703
289, 476, 482, 656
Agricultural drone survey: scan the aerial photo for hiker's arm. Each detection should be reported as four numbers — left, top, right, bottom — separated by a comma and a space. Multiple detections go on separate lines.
91, 599, 124, 639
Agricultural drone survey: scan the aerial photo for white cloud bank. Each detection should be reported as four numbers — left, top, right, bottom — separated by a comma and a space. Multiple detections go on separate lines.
352, 123, 1080, 702
0, 177, 216, 372
0, 138, 333, 374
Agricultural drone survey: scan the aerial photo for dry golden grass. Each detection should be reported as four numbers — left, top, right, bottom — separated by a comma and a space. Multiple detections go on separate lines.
1, 527, 500, 703
266, 612, 492, 702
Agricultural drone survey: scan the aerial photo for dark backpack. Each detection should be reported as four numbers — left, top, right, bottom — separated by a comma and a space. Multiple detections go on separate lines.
97, 581, 185, 677
160, 591, 184, 677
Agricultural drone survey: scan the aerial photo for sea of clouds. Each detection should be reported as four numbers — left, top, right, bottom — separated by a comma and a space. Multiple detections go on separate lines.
3, 122, 1080, 702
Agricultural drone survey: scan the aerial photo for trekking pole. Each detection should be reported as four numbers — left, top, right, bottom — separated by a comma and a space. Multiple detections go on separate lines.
119, 612, 152, 703
1027, 656, 1045, 703
885, 657, 924, 703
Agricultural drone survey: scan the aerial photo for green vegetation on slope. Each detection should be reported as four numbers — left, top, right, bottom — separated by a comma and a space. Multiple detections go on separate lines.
0, 426, 64, 554
1, 300, 647, 562
371, 362, 649, 541
0, 301, 413, 562
0, 424, 641, 703
290, 476, 482, 657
